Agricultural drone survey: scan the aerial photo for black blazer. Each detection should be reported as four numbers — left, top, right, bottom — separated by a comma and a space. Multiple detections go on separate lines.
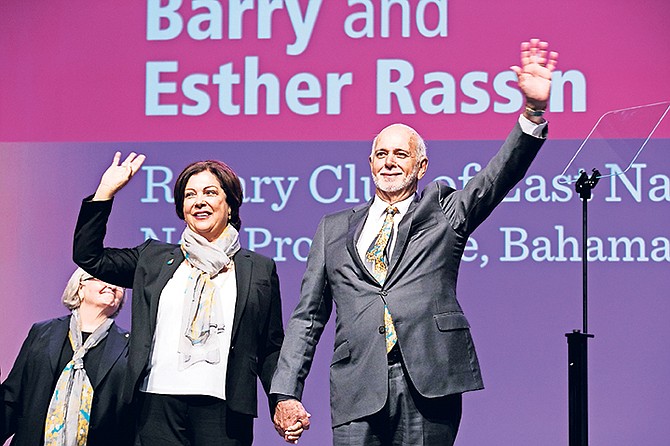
1, 316, 131, 446
72, 198, 284, 418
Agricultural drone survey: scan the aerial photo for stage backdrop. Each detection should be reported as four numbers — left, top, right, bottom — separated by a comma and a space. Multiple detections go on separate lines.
2, 1, 669, 445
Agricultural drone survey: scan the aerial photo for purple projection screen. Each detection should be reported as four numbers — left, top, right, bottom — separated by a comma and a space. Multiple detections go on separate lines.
2, 1, 670, 445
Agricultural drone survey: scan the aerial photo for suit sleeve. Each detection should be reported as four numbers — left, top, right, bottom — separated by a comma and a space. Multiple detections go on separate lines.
440, 122, 545, 235
256, 260, 285, 414
1, 323, 40, 442
270, 217, 333, 401
73, 196, 151, 288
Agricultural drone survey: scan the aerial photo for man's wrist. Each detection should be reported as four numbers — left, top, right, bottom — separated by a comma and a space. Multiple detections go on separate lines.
274, 394, 299, 404
525, 105, 545, 116
523, 104, 546, 124
518, 114, 548, 138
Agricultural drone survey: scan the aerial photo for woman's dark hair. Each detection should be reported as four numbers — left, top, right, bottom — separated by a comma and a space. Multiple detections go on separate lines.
173, 160, 243, 230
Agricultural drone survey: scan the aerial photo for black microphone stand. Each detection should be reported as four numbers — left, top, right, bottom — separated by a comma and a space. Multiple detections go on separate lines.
565, 169, 599, 446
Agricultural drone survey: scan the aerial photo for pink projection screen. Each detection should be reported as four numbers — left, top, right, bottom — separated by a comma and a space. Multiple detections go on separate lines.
2, 1, 670, 445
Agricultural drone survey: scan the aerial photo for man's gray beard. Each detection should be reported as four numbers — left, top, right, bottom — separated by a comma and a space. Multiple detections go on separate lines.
373, 165, 419, 194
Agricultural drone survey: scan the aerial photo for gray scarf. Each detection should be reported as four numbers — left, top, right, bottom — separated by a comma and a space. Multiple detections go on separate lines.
44, 310, 113, 446
178, 225, 240, 370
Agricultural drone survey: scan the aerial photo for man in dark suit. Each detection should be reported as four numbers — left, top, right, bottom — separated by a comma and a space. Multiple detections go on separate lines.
270, 39, 559, 445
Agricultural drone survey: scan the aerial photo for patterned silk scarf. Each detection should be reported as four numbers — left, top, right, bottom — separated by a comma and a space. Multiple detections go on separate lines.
178, 225, 240, 369
44, 310, 113, 446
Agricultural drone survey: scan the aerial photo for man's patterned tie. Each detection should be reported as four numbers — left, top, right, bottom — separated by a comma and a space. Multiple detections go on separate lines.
365, 206, 399, 352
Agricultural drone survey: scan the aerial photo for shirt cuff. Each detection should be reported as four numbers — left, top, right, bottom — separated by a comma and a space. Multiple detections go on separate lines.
273, 393, 299, 403
518, 114, 548, 139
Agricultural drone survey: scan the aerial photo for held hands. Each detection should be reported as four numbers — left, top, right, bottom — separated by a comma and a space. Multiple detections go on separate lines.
273, 399, 311, 444
511, 38, 559, 117
93, 152, 146, 200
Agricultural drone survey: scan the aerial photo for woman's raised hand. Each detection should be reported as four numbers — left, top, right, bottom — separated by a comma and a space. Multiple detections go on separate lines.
93, 151, 146, 200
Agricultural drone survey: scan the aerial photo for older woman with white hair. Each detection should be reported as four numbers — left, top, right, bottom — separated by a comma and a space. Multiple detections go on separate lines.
1, 268, 132, 446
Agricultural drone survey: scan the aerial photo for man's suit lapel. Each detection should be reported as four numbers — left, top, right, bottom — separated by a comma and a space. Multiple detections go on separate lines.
346, 197, 421, 285
385, 197, 419, 282
346, 201, 374, 280
231, 250, 252, 344
91, 323, 129, 388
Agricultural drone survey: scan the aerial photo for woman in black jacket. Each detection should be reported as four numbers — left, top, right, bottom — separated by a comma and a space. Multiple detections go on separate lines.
72, 153, 294, 446
1, 267, 131, 446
